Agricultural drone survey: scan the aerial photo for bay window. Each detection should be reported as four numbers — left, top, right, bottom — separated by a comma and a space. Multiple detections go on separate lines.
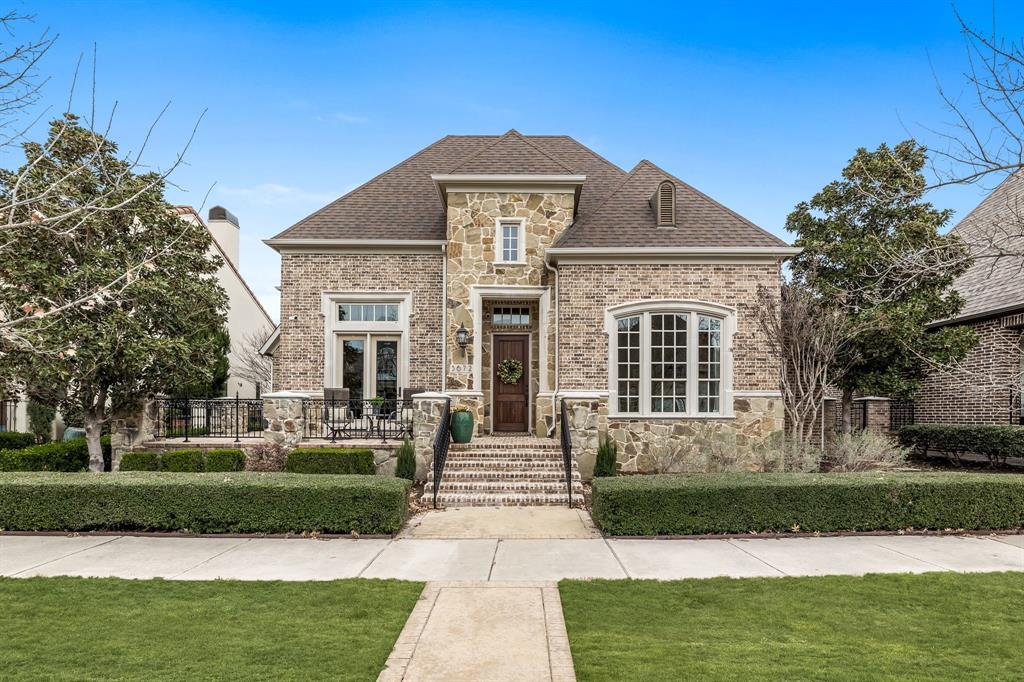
607, 302, 732, 417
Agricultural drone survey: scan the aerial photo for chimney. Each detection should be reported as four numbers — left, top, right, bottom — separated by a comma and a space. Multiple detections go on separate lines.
207, 206, 240, 268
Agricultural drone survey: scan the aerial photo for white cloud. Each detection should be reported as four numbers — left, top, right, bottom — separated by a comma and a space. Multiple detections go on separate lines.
215, 183, 338, 207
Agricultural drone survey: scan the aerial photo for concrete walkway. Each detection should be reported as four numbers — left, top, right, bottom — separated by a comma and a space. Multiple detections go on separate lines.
377, 582, 574, 682
2, 532, 1021, 581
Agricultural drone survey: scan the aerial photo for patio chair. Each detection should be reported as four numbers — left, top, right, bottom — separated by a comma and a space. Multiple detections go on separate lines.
322, 387, 356, 439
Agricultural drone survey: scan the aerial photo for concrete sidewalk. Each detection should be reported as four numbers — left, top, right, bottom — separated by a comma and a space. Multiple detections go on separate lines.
2, 533, 1021, 581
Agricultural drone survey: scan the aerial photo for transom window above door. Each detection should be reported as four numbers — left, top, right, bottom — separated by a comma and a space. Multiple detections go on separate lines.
496, 218, 525, 264
338, 303, 399, 322
492, 306, 530, 326
606, 301, 734, 417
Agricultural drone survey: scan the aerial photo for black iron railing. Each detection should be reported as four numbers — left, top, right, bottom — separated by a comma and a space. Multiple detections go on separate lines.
303, 398, 414, 442
0, 399, 17, 432
154, 395, 264, 441
834, 400, 868, 433
432, 399, 451, 509
889, 400, 915, 432
559, 398, 573, 508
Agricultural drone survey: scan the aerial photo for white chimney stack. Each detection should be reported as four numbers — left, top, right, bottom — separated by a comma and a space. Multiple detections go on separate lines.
207, 206, 240, 269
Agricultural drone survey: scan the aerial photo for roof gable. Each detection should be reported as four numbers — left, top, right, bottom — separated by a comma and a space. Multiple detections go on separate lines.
554, 160, 788, 248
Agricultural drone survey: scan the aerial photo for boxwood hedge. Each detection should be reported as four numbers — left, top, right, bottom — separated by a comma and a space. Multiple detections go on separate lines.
119, 449, 245, 473
0, 432, 36, 450
0, 440, 89, 472
285, 448, 376, 475
0, 472, 410, 534
591, 472, 1024, 536
899, 424, 1024, 466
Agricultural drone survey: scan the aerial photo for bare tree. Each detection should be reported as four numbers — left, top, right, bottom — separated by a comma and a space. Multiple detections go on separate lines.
756, 283, 857, 447
0, 14, 209, 356
233, 327, 274, 392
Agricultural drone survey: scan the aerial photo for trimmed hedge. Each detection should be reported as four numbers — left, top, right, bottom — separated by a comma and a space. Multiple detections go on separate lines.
119, 450, 159, 471
205, 449, 245, 472
119, 449, 245, 473
160, 449, 204, 473
591, 472, 1024, 536
0, 432, 36, 450
0, 440, 89, 472
899, 424, 1024, 466
286, 448, 376, 475
0, 472, 410, 534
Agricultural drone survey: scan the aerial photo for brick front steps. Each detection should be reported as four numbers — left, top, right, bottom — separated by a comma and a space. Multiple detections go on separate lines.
422, 437, 584, 508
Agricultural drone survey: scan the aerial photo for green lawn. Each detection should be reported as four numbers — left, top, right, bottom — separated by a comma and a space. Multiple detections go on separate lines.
0, 577, 423, 681
560, 572, 1024, 681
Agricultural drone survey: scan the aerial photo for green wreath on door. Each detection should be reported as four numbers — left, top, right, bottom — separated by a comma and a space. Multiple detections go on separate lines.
496, 358, 524, 384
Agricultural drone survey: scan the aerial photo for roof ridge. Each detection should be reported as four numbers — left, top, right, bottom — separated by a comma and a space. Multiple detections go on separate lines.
272, 134, 464, 239
446, 129, 575, 174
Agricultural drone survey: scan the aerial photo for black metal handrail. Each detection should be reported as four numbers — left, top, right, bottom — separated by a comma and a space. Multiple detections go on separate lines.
559, 398, 573, 508
302, 398, 413, 442
154, 394, 263, 440
432, 398, 452, 509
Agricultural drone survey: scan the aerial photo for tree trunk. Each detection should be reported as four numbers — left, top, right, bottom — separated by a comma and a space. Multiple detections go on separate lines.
84, 411, 104, 472
841, 389, 853, 435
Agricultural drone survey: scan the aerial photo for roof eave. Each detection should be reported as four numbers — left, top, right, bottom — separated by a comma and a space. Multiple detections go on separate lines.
430, 174, 587, 208
264, 238, 447, 253
545, 246, 801, 264
928, 302, 1024, 329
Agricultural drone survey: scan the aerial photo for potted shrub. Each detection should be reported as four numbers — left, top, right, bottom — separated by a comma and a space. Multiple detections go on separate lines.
369, 395, 386, 415
450, 405, 474, 443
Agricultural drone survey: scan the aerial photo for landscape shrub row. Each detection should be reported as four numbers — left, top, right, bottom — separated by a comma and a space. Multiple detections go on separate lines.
0, 440, 89, 472
899, 424, 1024, 466
120, 449, 245, 473
591, 472, 1024, 536
0, 432, 37, 450
0, 472, 410, 534
285, 448, 376, 474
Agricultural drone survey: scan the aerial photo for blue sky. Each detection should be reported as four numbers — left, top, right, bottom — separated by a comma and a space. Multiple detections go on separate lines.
15, 1, 1024, 321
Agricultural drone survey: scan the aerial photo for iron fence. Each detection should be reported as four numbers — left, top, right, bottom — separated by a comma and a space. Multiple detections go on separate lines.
0, 399, 16, 432
302, 398, 414, 442
890, 400, 916, 432
153, 395, 264, 441
833, 400, 868, 433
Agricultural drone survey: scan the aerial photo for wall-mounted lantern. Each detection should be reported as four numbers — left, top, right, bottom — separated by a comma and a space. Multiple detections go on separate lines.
455, 323, 470, 351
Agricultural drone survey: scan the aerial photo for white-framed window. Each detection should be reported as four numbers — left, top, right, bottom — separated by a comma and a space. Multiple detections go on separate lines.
492, 306, 530, 326
496, 218, 525, 263
323, 293, 411, 398
605, 301, 734, 417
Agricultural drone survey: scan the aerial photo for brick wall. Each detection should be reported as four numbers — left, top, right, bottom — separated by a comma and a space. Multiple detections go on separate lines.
275, 252, 444, 393
556, 262, 783, 391
915, 316, 1023, 425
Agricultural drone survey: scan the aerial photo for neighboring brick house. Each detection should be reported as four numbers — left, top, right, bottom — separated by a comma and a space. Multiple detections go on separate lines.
914, 172, 1024, 426
261, 131, 797, 477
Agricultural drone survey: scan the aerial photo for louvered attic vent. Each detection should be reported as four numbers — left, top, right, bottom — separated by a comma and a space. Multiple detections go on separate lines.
651, 180, 676, 227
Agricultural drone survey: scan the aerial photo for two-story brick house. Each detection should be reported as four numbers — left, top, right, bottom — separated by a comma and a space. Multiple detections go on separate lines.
262, 131, 797, 496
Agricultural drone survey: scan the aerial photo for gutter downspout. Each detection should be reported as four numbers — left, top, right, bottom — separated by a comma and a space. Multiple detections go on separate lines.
544, 253, 559, 437
441, 243, 447, 391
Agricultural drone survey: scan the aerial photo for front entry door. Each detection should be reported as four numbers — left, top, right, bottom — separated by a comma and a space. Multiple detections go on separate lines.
493, 334, 529, 432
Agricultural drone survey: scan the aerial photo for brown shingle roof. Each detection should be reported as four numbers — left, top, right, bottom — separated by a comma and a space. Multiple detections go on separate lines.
944, 171, 1024, 322
270, 133, 786, 250
554, 160, 788, 248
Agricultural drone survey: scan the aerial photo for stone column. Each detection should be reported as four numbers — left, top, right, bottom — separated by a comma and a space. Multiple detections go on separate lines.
412, 392, 451, 482
109, 399, 157, 472
561, 394, 605, 481
262, 391, 309, 447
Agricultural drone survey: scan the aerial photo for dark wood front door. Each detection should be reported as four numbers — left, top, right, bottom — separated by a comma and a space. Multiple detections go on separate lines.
493, 334, 529, 432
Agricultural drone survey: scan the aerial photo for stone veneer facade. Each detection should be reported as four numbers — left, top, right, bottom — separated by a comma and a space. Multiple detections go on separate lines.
915, 315, 1023, 425
275, 252, 444, 393
444, 191, 570, 433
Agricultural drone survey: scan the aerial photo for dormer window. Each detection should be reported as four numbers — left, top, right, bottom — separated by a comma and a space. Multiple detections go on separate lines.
653, 181, 676, 227
496, 218, 526, 263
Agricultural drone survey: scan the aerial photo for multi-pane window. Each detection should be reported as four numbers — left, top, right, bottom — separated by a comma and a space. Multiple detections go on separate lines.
338, 303, 399, 322
500, 221, 522, 262
492, 306, 530, 326
698, 316, 722, 413
650, 313, 687, 413
612, 309, 726, 416
616, 316, 641, 413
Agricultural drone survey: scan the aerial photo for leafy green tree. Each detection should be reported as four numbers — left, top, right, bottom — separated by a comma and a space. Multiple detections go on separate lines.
0, 114, 228, 470
788, 140, 976, 431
